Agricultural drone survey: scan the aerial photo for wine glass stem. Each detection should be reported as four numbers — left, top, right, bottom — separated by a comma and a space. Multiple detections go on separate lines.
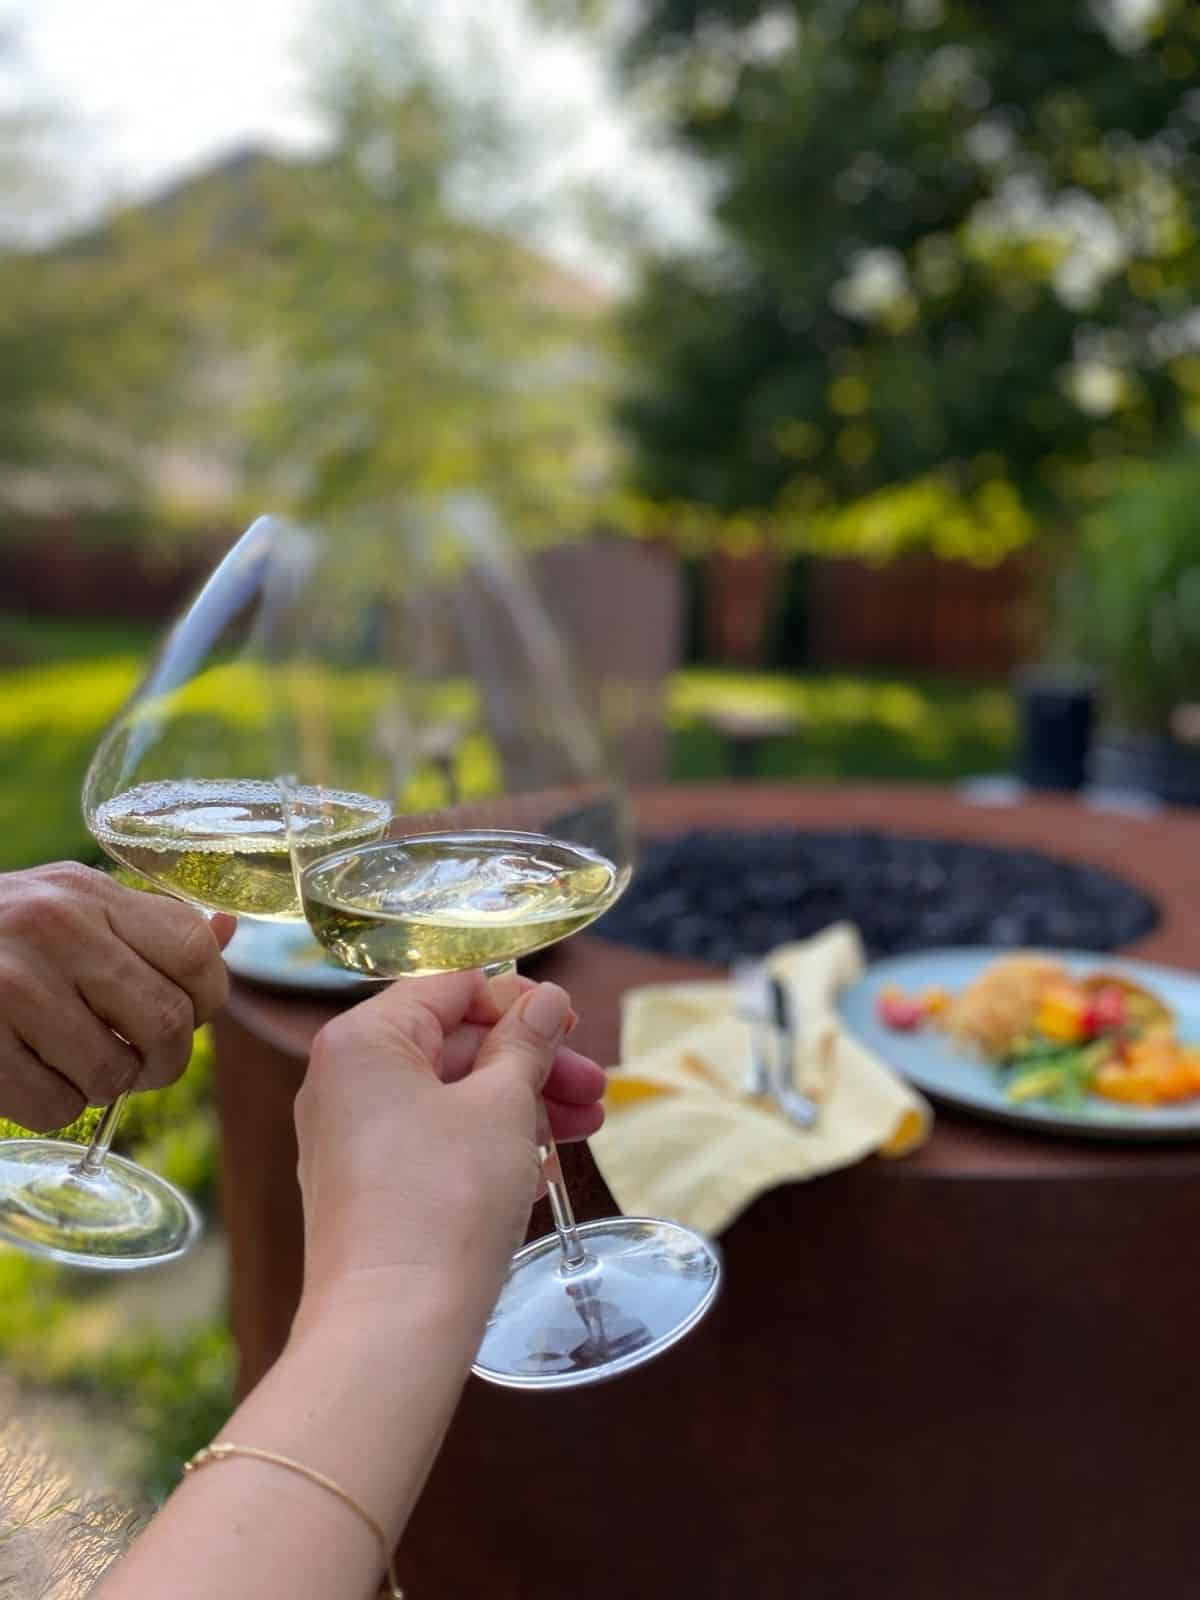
75, 1091, 129, 1178
485, 959, 589, 1273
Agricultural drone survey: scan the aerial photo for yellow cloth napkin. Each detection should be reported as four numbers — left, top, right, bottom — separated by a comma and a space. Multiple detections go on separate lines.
589, 923, 932, 1236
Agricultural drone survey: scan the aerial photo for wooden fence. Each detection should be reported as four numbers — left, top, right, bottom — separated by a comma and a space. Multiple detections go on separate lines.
804, 553, 1032, 676
701, 547, 1032, 676
1, 521, 231, 625
3, 520, 1033, 680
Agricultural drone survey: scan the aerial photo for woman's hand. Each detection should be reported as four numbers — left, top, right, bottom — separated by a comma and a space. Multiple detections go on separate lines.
430, 969, 602, 1144
100, 975, 605, 1600
0, 863, 235, 1131
294, 972, 604, 1329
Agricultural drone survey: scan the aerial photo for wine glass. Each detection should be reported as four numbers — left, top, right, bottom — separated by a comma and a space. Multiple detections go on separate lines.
0, 516, 388, 1269
273, 496, 722, 1389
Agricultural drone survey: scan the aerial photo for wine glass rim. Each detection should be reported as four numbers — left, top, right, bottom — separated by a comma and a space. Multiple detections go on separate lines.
297, 827, 621, 890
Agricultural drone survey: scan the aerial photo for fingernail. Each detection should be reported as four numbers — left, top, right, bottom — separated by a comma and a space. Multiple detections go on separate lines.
521, 983, 569, 1040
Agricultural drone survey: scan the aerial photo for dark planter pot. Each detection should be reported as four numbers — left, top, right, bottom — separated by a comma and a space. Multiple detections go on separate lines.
1090, 730, 1200, 807
1013, 669, 1097, 792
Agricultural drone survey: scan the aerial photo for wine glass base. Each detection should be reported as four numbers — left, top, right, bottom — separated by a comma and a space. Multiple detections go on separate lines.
0, 1140, 201, 1270
471, 1217, 722, 1392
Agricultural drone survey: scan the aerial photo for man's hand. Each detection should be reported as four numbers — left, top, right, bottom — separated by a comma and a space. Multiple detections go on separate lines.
0, 863, 235, 1132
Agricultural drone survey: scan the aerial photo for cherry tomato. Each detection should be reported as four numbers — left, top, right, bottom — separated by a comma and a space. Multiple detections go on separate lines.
877, 990, 925, 1031
1083, 985, 1127, 1037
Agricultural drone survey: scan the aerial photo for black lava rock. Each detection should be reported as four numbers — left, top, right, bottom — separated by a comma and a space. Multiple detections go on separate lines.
593, 830, 1159, 962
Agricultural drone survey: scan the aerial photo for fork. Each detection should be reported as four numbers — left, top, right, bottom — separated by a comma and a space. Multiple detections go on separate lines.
769, 975, 819, 1129
732, 960, 774, 1097
732, 962, 819, 1128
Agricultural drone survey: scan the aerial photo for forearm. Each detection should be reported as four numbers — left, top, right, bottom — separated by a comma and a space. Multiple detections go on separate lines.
96, 1285, 488, 1600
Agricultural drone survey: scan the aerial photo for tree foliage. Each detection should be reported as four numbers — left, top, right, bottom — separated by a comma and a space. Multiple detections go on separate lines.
614, 0, 1200, 555
1, 190, 222, 512
1, 6, 617, 544
232, 38, 617, 537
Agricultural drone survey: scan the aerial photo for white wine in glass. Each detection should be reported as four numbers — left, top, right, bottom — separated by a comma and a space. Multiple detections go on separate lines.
277, 497, 722, 1389
91, 778, 390, 923
300, 830, 625, 976
0, 517, 388, 1269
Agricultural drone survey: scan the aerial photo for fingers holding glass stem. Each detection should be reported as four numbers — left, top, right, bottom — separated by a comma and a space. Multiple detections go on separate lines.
472, 961, 723, 1390
0, 888, 234, 1267
72, 908, 236, 1184
486, 959, 591, 1275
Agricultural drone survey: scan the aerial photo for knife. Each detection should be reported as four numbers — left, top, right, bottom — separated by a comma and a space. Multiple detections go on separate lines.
769, 975, 819, 1128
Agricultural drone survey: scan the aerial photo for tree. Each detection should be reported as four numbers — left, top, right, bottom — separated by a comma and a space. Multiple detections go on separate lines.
230, 1, 618, 541
0, 30, 76, 482
0, 27, 222, 516
1, 7, 618, 544
611, 0, 1200, 558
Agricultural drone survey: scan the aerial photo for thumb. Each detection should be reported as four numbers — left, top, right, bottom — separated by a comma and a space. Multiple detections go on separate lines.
210, 912, 238, 951
470, 982, 570, 1098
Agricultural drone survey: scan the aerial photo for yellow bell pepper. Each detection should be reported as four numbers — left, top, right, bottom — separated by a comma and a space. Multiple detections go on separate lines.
1036, 984, 1091, 1044
920, 986, 950, 1017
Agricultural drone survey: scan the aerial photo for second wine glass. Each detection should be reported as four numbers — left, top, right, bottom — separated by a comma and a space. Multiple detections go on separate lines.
274, 497, 722, 1389
0, 517, 389, 1269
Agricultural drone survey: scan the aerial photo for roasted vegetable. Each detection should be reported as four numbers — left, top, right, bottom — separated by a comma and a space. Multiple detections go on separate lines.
920, 986, 950, 1017
1081, 973, 1172, 1032
1007, 1041, 1111, 1104
1083, 985, 1127, 1036
1036, 985, 1092, 1044
1093, 1036, 1200, 1104
876, 987, 925, 1030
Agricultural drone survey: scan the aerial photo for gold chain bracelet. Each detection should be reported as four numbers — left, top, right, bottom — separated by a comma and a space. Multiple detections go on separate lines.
184, 1442, 404, 1599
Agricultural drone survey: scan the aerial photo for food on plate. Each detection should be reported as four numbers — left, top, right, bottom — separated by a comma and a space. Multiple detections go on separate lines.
876, 987, 926, 1031
876, 984, 952, 1031
1092, 1032, 1200, 1104
943, 954, 1067, 1057
876, 953, 1200, 1108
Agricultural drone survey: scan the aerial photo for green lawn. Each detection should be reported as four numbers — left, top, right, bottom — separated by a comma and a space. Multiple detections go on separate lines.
668, 668, 1015, 783
0, 614, 151, 872
0, 612, 1017, 874
0, 612, 156, 667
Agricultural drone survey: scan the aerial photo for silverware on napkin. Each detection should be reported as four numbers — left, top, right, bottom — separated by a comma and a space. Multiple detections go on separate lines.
732, 960, 773, 1096
770, 974, 819, 1129
732, 961, 818, 1128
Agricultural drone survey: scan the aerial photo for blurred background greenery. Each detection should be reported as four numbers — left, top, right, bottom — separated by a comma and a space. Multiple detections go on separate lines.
1, 0, 1198, 1509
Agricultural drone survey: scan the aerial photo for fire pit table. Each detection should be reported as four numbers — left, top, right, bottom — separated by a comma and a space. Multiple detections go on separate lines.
211, 785, 1200, 1600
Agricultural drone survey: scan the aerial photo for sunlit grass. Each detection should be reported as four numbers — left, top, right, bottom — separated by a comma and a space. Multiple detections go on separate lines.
0, 613, 155, 667
669, 667, 1015, 783
0, 658, 142, 871
0, 640, 1017, 874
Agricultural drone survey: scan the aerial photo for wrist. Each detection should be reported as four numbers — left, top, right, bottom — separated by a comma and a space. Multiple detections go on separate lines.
232, 1275, 491, 1551
110, 1279, 482, 1600
291, 1268, 494, 1364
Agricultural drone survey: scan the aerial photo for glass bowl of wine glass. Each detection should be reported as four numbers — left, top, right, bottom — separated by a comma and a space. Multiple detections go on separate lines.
270, 495, 722, 1389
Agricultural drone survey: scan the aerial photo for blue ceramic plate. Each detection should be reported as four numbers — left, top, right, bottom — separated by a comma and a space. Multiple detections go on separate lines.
223, 920, 384, 995
838, 947, 1200, 1141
